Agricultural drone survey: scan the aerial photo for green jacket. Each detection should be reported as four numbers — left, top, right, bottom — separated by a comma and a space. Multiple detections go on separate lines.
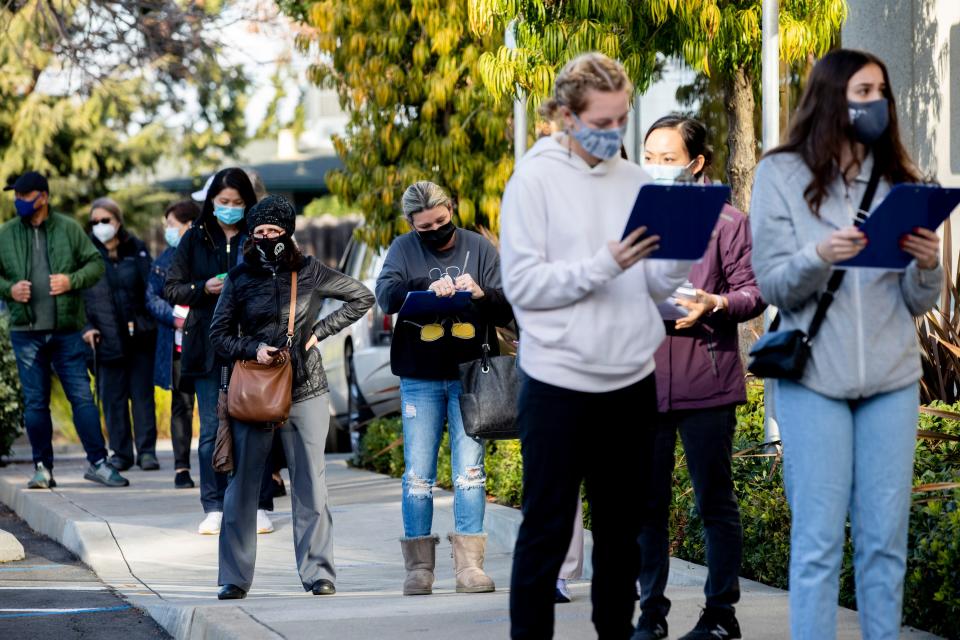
0, 212, 105, 331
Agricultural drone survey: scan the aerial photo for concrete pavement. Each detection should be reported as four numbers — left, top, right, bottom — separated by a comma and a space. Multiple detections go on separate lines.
0, 448, 943, 639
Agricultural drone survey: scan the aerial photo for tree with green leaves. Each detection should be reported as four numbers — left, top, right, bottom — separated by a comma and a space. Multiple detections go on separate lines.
279, 0, 515, 249
468, 0, 846, 211
0, 0, 250, 224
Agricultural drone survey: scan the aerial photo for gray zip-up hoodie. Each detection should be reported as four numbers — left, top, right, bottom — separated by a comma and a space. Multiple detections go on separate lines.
750, 151, 942, 400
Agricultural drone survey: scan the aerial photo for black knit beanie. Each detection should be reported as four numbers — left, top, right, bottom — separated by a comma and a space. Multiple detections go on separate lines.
246, 194, 296, 236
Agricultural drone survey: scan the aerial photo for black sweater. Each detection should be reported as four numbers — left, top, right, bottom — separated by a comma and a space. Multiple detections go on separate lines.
375, 229, 513, 380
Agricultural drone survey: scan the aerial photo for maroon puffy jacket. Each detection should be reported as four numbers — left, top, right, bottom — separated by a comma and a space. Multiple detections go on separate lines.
654, 202, 767, 412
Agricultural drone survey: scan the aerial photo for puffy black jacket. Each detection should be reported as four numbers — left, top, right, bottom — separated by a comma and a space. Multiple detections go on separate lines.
163, 212, 247, 381
209, 253, 375, 403
82, 231, 155, 362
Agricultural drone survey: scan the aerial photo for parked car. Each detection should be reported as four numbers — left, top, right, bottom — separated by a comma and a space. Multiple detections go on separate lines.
319, 238, 400, 453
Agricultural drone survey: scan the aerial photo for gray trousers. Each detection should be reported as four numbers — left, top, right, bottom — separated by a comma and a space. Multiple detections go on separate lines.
218, 393, 336, 592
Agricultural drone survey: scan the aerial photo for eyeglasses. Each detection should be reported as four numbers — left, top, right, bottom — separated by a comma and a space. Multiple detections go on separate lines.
253, 229, 284, 239
429, 266, 461, 282
404, 318, 476, 342
91, 218, 113, 225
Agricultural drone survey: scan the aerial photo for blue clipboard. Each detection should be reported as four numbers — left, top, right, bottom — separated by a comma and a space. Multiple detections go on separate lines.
398, 291, 472, 317
838, 184, 960, 270
621, 184, 731, 260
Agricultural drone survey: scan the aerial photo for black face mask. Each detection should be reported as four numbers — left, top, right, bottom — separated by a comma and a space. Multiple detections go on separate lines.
417, 221, 456, 250
848, 98, 889, 145
255, 235, 289, 263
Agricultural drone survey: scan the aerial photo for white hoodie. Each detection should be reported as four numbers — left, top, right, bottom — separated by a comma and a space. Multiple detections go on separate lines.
500, 135, 691, 393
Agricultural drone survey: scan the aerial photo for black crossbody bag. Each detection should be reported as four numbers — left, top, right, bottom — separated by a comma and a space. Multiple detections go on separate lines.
748, 165, 881, 379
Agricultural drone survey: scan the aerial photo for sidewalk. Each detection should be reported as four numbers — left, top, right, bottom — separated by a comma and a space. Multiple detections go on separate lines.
0, 449, 942, 639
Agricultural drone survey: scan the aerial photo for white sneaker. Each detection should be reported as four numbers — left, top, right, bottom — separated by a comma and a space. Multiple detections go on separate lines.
198, 511, 223, 535
257, 509, 274, 534
555, 578, 571, 603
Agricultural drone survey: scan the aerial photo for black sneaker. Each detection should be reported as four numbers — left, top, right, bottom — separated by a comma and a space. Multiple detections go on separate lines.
138, 453, 160, 471
631, 612, 668, 640
84, 460, 130, 487
174, 470, 195, 489
678, 608, 741, 640
107, 455, 132, 471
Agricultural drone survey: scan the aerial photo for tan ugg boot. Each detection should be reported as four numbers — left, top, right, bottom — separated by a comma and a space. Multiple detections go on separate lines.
448, 533, 496, 593
400, 535, 439, 595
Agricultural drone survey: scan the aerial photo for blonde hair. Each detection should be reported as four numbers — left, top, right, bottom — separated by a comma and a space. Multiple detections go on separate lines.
401, 181, 452, 219
540, 52, 633, 121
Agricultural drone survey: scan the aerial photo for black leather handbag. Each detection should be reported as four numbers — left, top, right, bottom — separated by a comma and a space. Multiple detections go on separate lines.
748, 165, 881, 380
458, 332, 520, 440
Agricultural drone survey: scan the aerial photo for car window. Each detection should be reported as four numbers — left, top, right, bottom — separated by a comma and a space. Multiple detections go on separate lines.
358, 246, 377, 281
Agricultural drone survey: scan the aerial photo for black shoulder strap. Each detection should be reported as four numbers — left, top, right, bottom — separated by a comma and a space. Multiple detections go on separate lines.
805, 161, 883, 342
767, 161, 883, 339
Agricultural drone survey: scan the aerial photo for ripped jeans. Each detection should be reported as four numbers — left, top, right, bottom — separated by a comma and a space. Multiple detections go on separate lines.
400, 377, 486, 537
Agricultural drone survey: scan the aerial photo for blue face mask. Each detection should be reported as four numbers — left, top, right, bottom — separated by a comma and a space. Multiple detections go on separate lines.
213, 204, 244, 225
164, 227, 182, 248
848, 98, 889, 145
570, 113, 627, 161
15, 194, 40, 218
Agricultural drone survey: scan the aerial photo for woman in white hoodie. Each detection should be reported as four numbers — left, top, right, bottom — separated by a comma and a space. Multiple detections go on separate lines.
500, 52, 691, 639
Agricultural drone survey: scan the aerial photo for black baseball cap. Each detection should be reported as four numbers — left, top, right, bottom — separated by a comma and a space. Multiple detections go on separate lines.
3, 172, 49, 194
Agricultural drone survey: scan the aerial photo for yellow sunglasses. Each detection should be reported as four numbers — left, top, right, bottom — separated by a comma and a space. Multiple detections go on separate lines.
405, 319, 476, 342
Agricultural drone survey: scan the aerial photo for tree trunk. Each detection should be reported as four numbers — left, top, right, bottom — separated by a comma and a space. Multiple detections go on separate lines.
723, 66, 757, 213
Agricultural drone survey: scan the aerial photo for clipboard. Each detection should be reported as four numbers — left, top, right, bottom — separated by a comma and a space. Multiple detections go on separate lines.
838, 184, 960, 270
398, 291, 472, 317
621, 184, 731, 260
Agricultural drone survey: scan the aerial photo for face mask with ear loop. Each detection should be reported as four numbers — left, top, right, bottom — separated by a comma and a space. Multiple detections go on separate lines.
643, 159, 698, 185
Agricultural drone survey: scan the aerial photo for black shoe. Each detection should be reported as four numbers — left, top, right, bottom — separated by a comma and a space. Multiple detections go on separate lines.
632, 612, 668, 640
174, 470, 195, 489
679, 608, 741, 640
138, 453, 160, 471
272, 476, 286, 497
310, 579, 336, 596
217, 584, 247, 600
108, 455, 132, 471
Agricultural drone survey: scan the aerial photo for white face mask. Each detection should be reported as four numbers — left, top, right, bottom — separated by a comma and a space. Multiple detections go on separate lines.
643, 159, 697, 184
92, 222, 117, 244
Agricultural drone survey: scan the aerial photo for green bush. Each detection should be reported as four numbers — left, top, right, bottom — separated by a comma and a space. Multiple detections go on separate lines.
358, 384, 960, 637
0, 314, 23, 461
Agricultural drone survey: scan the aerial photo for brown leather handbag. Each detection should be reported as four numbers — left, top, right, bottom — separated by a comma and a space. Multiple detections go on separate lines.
227, 271, 297, 424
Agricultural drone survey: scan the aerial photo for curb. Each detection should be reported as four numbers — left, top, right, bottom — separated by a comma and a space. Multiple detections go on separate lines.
0, 465, 280, 640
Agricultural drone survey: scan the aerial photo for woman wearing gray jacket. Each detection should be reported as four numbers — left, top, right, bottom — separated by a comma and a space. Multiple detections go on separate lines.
750, 50, 941, 640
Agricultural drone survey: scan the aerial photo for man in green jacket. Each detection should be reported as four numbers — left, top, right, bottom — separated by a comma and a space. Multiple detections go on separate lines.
1, 172, 128, 488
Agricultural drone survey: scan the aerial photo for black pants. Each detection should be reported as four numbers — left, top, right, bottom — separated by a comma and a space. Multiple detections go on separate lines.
510, 372, 658, 640
170, 354, 196, 470
98, 347, 156, 466
637, 406, 742, 617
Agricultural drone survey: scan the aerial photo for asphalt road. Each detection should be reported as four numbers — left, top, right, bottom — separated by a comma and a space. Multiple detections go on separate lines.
0, 503, 169, 639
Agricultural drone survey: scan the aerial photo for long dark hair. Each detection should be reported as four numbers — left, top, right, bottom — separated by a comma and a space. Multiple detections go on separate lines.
201, 168, 257, 225
769, 49, 919, 215
644, 114, 714, 180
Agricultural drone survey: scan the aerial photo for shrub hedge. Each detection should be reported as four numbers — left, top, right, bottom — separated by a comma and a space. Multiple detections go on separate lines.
0, 315, 23, 461
358, 382, 960, 638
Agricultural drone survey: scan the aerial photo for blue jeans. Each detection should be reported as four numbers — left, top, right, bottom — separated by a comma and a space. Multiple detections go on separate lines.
400, 378, 485, 537
194, 369, 275, 514
9, 330, 108, 468
776, 380, 918, 640
194, 371, 229, 513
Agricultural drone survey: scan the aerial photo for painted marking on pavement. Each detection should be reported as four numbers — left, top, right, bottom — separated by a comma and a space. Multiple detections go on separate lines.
0, 564, 64, 572
0, 605, 131, 619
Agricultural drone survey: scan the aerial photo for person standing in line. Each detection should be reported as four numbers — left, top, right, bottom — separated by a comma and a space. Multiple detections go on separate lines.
81, 198, 159, 472
0, 171, 127, 488
164, 168, 276, 535
375, 181, 513, 597
499, 52, 691, 639
633, 115, 766, 640
750, 49, 941, 640
210, 195, 374, 599
147, 200, 200, 489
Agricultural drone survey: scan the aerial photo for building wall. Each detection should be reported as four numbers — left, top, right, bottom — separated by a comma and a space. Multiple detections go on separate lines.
844, 0, 960, 255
